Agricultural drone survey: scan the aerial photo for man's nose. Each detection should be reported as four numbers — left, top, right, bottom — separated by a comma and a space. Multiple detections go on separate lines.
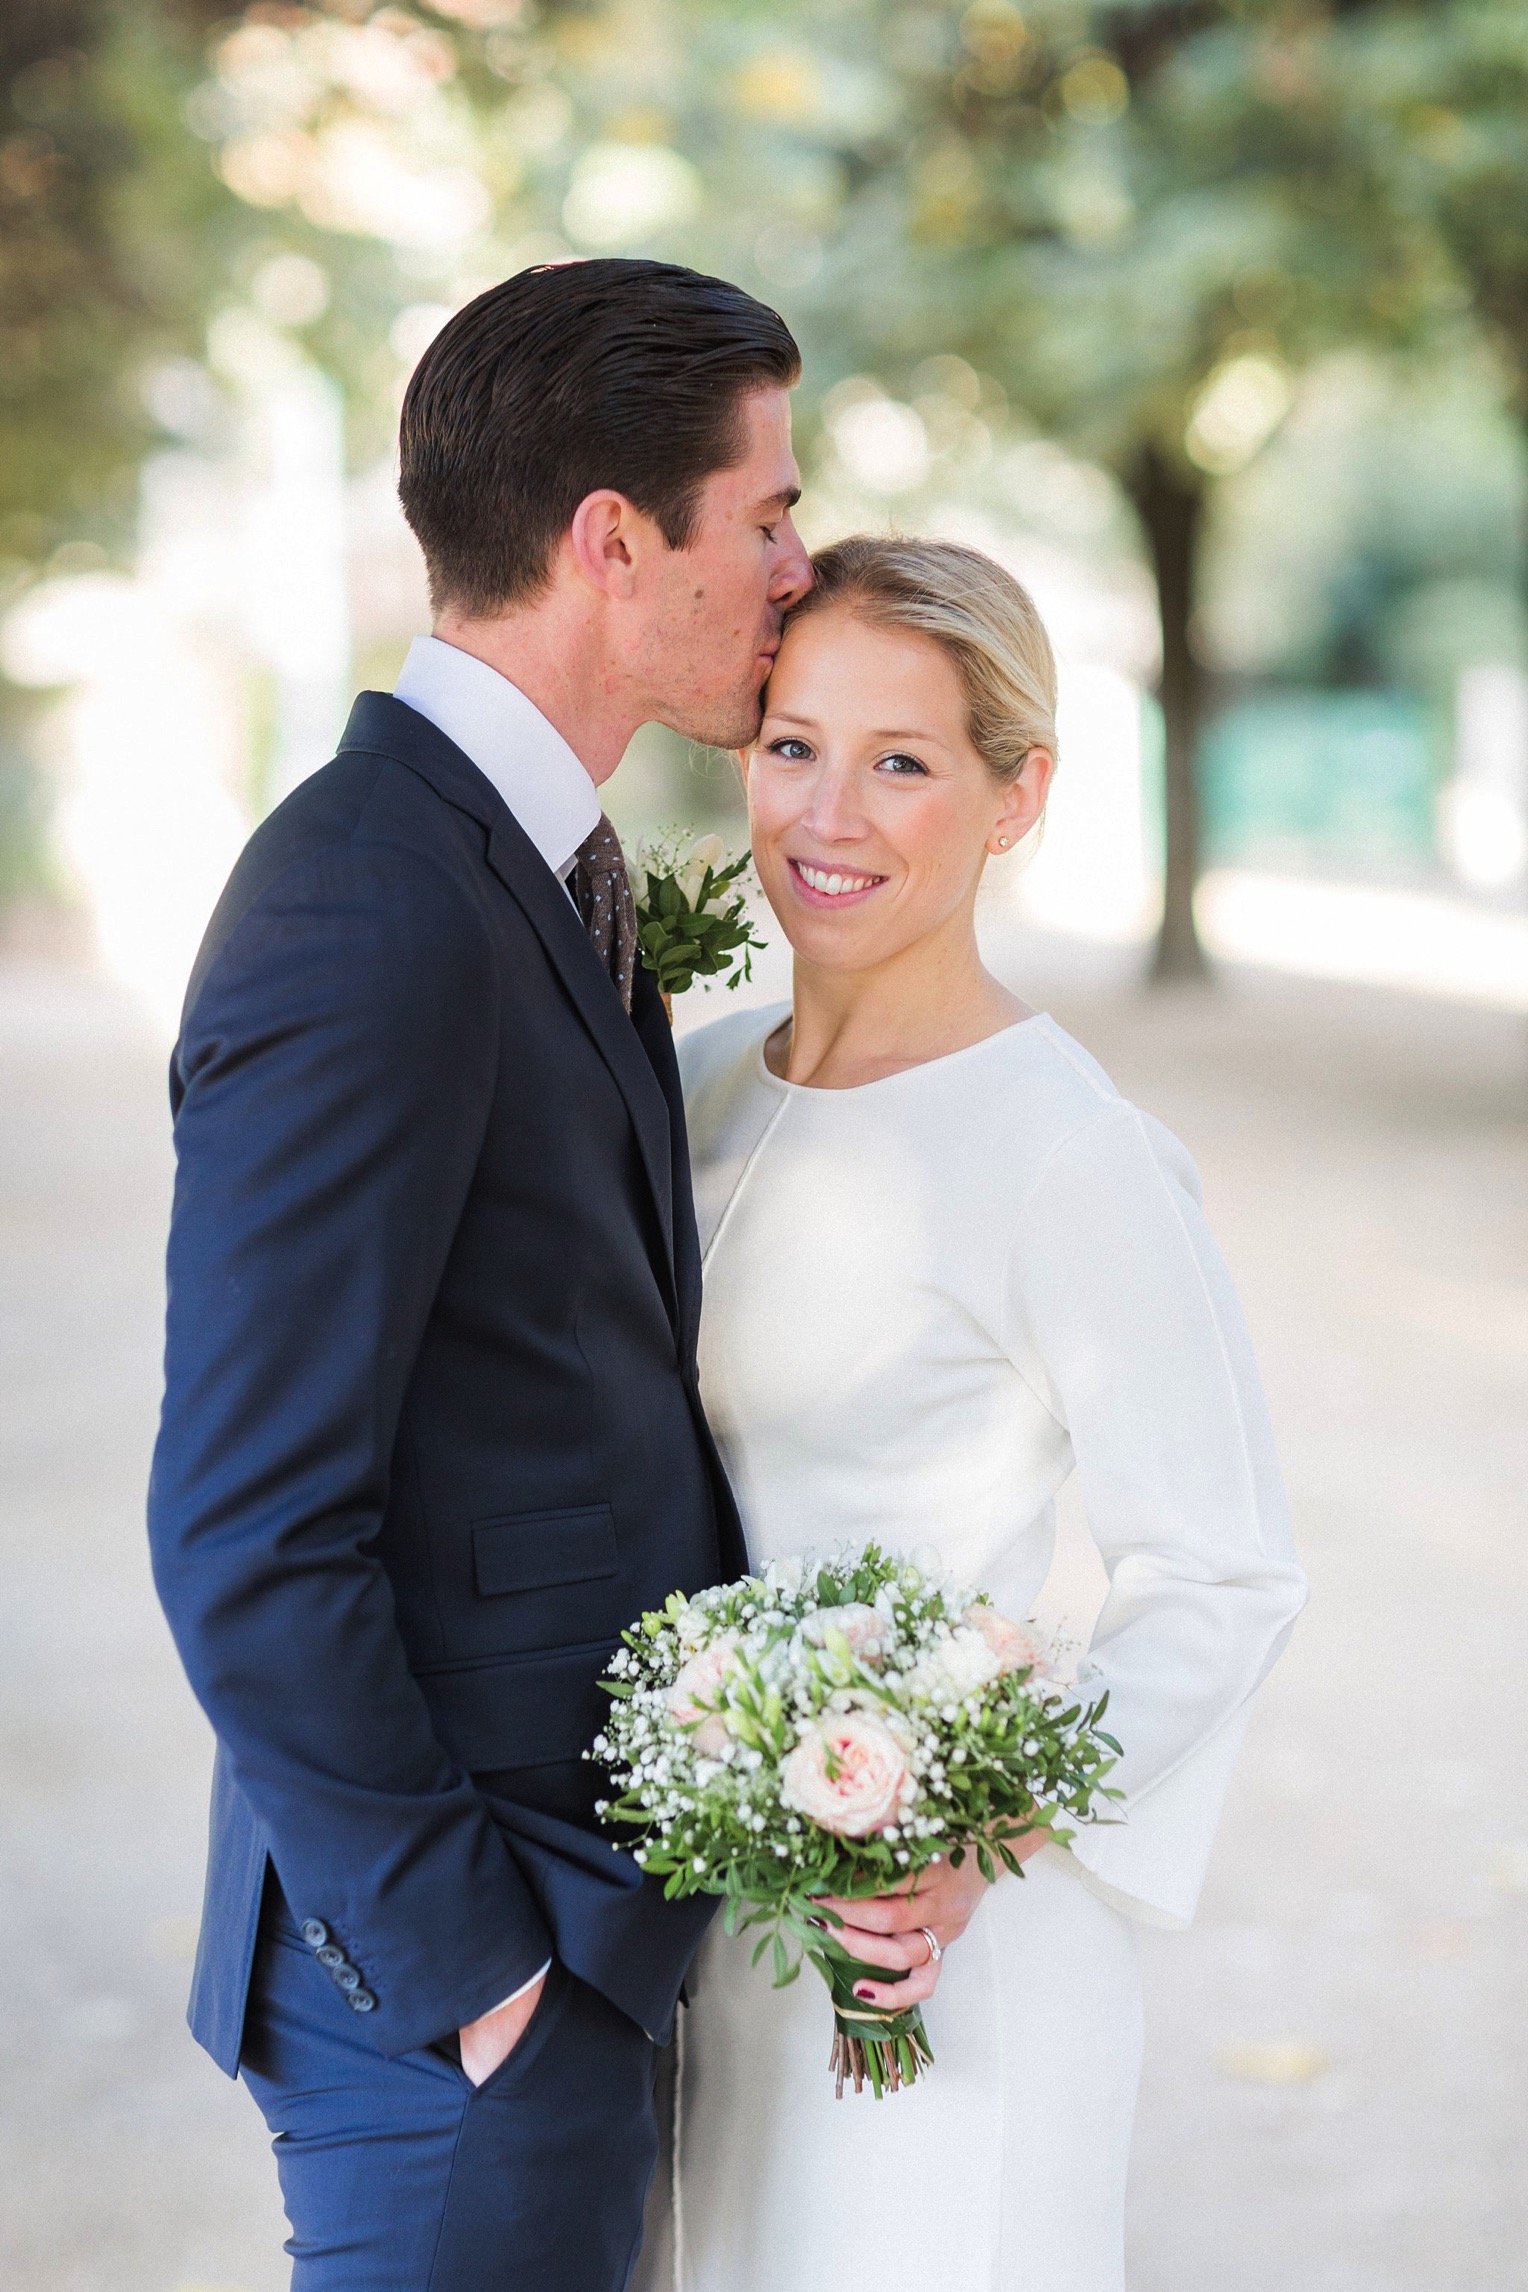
770, 516, 813, 608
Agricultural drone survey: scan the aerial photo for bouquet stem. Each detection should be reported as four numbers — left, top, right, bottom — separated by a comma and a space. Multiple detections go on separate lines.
821, 1947, 934, 2099
828, 2013, 935, 2099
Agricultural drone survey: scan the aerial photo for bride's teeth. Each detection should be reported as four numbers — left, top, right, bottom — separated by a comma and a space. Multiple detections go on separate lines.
797, 861, 878, 895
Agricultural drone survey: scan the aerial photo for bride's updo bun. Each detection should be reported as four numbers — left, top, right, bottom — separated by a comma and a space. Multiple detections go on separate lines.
789, 535, 1058, 782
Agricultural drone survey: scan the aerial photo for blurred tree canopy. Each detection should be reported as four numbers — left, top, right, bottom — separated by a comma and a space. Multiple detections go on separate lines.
2, 0, 1524, 958
0, 0, 243, 584
0, 0, 240, 899
1329, 0, 1528, 413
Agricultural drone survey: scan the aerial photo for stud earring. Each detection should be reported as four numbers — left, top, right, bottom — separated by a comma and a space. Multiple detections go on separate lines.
996, 834, 1010, 848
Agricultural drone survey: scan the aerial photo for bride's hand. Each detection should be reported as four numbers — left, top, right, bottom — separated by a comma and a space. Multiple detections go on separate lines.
814, 1832, 1047, 2013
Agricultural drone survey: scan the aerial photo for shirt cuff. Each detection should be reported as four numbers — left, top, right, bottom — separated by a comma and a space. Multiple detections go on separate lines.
483, 1958, 552, 2018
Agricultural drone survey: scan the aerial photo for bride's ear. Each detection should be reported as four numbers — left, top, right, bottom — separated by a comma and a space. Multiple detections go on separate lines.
988, 746, 1053, 855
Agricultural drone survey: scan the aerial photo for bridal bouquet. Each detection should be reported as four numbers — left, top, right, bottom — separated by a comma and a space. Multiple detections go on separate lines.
592, 1545, 1121, 2098
628, 830, 767, 1008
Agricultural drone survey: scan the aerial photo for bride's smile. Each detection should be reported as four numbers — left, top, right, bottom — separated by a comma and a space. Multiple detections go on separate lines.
786, 857, 887, 904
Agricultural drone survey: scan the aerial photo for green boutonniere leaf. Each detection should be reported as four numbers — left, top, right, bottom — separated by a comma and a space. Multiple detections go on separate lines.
629, 830, 769, 1002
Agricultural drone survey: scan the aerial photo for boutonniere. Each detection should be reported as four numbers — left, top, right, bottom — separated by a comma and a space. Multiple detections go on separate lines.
629, 831, 768, 1017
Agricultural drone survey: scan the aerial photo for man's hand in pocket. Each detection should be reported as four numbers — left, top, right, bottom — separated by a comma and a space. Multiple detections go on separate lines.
459, 1971, 547, 2087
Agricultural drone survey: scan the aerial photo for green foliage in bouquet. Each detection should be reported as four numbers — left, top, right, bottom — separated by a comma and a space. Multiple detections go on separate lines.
591, 1544, 1122, 2099
629, 831, 768, 1001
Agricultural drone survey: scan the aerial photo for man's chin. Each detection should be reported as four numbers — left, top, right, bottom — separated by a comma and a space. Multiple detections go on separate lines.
668, 689, 765, 753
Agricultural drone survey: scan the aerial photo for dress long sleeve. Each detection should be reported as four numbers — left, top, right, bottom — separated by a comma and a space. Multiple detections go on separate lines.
1001, 1103, 1308, 1926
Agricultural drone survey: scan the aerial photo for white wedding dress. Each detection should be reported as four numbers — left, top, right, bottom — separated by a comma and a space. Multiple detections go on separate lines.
664, 1004, 1307, 2292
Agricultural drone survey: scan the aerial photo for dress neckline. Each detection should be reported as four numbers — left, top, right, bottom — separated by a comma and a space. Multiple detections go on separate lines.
755, 1011, 1049, 1099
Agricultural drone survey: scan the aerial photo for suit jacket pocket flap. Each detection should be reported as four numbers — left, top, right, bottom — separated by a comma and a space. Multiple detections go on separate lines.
473, 1504, 618, 1598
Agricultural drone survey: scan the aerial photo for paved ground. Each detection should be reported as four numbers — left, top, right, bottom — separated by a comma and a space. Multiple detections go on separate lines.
1, 936, 1525, 2292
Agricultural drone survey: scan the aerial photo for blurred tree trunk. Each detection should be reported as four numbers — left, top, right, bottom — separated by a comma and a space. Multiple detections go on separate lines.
1131, 447, 1209, 984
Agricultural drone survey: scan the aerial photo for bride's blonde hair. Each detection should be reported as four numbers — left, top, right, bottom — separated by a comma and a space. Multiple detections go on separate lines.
789, 535, 1058, 783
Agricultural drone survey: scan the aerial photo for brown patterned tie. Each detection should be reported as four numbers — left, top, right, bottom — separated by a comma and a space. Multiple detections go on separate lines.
572, 813, 638, 1013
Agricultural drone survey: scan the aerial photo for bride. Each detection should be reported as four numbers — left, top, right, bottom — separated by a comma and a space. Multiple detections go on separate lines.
662, 537, 1307, 2291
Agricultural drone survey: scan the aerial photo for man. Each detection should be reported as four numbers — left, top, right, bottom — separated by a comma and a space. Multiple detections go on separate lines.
148, 258, 811, 2290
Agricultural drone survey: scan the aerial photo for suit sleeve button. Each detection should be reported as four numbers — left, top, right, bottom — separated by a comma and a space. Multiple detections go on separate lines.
300, 1920, 329, 1949
346, 1989, 377, 2013
315, 1944, 346, 1968
334, 1966, 362, 1991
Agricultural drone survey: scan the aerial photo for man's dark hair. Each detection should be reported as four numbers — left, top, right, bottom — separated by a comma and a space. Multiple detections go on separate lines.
398, 258, 801, 616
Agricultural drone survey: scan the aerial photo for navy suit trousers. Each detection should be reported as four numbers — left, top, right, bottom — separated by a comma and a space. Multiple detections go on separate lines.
241, 1896, 660, 2292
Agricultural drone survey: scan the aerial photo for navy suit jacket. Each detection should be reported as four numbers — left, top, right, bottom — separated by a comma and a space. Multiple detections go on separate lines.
148, 692, 745, 2075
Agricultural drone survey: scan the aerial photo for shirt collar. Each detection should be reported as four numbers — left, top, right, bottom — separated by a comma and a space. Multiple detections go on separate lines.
393, 635, 601, 880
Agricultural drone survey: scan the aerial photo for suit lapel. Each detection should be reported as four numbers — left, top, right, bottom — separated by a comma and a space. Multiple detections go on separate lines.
339, 694, 677, 1312
482, 812, 677, 1290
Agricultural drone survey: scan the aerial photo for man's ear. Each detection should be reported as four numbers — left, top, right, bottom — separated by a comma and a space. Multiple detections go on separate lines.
567, 489, 645, 601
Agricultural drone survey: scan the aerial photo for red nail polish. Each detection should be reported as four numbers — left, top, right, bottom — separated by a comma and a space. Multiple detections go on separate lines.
854, 1985, 873, 2001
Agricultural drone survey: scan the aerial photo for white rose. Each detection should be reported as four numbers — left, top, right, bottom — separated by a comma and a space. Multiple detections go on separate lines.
674, 1601, 708, 1655
907, 1626, 1001, 1706
780, 1709, 910, 1838
677, 834, 727, 907
667, 1635, 737, 1755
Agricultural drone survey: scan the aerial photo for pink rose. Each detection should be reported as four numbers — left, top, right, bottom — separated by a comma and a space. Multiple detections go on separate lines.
963, 1605, 1052, 1680
780, 1710, 910, 1837
668, 1637, 736, 1756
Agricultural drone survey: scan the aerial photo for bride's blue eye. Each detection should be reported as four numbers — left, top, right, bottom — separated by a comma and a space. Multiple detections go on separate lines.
768, 738, 814, 761
876, 751, 929, 777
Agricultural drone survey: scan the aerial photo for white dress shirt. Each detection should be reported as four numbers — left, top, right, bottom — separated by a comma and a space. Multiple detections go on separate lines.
394, 634, 601, 882
396, 633, 595, 2020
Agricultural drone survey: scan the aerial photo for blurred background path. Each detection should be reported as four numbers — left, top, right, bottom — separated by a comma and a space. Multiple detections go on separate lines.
3, 931, 1524, 2292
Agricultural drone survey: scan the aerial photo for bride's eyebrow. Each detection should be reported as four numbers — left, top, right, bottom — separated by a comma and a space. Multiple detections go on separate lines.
763, 712, 946, 744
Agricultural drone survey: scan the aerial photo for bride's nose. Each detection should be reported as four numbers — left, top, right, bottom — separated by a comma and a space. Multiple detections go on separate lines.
799, 760, 869, 845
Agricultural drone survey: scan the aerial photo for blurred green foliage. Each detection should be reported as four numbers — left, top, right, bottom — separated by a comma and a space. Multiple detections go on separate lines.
0, 0, 238, 901
1202, 351, 1526, 699
0, 1, 236, 587
2, 0, 1526, 954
